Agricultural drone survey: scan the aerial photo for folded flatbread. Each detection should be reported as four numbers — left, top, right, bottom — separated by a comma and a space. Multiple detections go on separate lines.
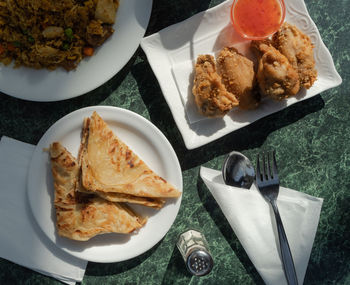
80, 112, 181, 198
50, 142, 146, 241
94, 191, 165, 209
77, 117, 166, 209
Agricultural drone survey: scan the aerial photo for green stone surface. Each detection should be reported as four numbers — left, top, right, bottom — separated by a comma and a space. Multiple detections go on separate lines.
0, 0, 349, 284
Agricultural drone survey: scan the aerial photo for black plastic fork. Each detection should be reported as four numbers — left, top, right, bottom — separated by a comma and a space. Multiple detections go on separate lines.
256, 151, 298, 285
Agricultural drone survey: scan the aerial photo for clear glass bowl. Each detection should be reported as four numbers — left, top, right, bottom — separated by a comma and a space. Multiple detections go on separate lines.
230, 0, 286, 40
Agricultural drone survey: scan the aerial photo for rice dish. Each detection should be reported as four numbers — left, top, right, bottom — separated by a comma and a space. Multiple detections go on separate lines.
0, 0, 119, 70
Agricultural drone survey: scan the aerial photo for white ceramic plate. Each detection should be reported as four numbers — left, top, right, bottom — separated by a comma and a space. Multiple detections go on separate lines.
141, 0, 342, 149
0, 0, 152, 102
26, 106, 182, 263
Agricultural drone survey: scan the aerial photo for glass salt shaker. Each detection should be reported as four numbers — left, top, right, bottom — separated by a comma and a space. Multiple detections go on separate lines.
176, 229, 214, 276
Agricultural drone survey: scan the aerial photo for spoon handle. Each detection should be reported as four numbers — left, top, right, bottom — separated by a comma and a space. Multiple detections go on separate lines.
271, 200, 298, 285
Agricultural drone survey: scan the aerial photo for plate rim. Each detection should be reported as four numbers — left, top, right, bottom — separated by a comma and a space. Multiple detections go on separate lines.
26, 105, 183, 263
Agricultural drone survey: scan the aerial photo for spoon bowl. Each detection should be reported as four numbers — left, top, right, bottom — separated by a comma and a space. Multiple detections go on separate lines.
222, 151, 255, 189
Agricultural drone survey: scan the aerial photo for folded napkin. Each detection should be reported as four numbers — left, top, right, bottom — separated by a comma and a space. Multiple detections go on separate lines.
200, 166, 323, 285
0, 136, 87, 285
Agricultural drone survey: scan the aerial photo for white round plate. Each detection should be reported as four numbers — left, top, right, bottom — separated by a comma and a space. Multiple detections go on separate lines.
27, 106, 182, 263
0, 0, 152, 102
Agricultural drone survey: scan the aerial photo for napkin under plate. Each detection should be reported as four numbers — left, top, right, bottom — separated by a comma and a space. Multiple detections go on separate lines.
0, 136, 87, 284
200, 166, 323, 285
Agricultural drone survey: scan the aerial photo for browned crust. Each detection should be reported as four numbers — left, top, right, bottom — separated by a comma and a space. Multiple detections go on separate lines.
80, 112, 181, 198
50, 142, 146, 241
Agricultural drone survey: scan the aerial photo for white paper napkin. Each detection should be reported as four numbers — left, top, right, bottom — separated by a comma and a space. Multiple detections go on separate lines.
0, 136, 87, 285
200, 166, 323, 285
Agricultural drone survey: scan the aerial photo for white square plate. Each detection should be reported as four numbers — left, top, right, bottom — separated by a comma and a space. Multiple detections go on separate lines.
141, 0, 342, 149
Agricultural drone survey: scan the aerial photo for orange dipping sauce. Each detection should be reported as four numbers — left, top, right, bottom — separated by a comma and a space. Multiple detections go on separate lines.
231, 0, 285, 40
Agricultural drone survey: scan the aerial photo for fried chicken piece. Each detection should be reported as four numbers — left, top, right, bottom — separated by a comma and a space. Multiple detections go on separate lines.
272, 22, 317, 89
192, 55, 239, 117
217, 47, 259, 110
251, 40, 300, 100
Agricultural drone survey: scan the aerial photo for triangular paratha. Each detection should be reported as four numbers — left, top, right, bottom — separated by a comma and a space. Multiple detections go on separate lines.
50, 142, 146, 241
80, 112, 181, 198
77, 117, 166, 209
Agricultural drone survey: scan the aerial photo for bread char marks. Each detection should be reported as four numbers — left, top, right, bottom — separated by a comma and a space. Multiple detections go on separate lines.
50, 142, 79, 206
80, 111, 181, 198
78, 126, 166, 208
125, 150, 134, 168
50, 142, 146, 241
88, 113, 143, 184
108, 137, 137, 171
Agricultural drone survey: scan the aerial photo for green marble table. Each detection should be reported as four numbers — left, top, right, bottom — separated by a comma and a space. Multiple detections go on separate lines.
0, 0, 349, 284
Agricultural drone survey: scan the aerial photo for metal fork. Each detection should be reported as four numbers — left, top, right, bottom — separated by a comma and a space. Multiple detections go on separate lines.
256, 151, 298, 285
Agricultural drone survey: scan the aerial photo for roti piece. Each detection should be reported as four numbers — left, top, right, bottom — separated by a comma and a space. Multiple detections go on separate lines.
94, 191, 165, 209
80, 112, 181, 198
77, 118, 166, 209
50, 142, 146, 241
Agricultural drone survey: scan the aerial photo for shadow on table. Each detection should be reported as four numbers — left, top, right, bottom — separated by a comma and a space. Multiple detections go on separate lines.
196, 175, 265, 285
145, 0, 212, 37
196, 164, 350, 285
179, 95, 325, 171
132, 52, 325, 170
0, 52, 135, 144
84, 240, 161, 277
161, 245, 193, 285
303, 188, 350, 285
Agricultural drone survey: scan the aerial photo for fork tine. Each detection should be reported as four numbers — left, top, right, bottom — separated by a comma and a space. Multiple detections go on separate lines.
272, 150, 279, 180
262, 152, 266, 180
256, 154, 261, 182
267, 152, 272, 179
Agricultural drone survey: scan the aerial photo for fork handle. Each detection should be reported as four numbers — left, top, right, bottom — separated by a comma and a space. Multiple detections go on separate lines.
271, 200, 299, 285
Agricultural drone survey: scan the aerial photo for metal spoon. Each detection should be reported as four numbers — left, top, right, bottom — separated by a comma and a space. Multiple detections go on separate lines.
222, 151, 255, 189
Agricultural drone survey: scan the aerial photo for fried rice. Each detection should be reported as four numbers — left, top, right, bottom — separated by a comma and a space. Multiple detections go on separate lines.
0, 0, 119, 71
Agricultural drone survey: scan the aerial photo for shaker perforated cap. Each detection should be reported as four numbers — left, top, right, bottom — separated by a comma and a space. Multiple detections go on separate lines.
186, 249, 213, 276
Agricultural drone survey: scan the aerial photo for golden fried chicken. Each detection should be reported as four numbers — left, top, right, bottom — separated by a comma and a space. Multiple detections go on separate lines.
192, 55, 239, 117
217, 47, 259, 110
272, 22, 317, 89
251, 40, 300, 100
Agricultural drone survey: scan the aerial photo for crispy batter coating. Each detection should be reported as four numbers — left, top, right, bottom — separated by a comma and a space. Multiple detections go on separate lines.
251, 40, 300, 100
192, 54, 239, 117
272, 22, 317, 89
192, 22, 317, 116
217, 47, 259, 110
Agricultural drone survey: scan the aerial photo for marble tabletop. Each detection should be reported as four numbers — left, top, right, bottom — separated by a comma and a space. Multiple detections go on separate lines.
0, 0, 349, 284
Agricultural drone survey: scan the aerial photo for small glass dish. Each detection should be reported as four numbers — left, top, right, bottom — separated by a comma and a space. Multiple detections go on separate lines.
230, 0, 286, 40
